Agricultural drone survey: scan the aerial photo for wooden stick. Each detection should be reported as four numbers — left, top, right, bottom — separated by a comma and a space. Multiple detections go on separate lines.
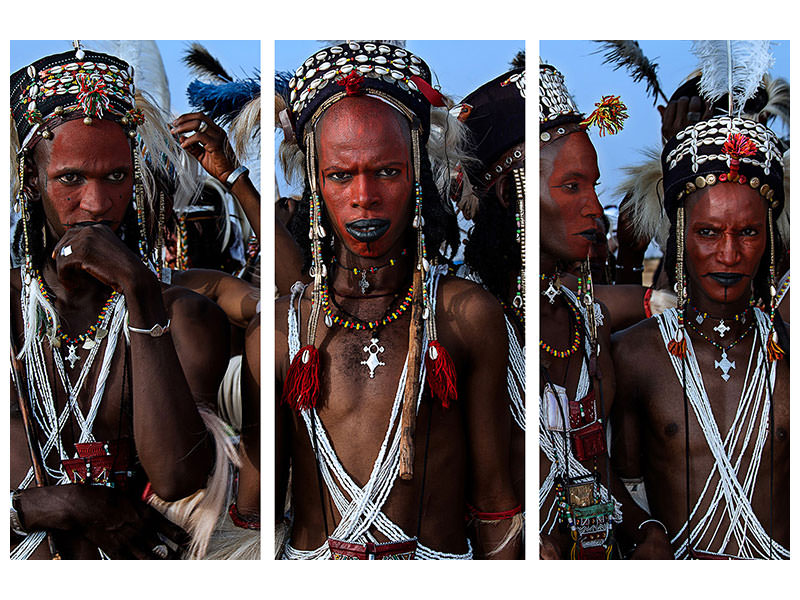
399, 267, 425, 480
10, 340, 61, 559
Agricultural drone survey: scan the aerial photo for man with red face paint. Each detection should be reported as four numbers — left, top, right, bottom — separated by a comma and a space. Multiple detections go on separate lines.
538, 64, 672, 559
276, 42, 520, 560
612, 105, 789, 558
10, 47, 231, 559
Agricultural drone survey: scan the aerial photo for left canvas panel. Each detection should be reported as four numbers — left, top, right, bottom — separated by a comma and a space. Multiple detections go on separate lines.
10, 39, 262, 560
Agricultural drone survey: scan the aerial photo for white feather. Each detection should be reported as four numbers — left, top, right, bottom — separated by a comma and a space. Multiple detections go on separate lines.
692, 40, 774, 116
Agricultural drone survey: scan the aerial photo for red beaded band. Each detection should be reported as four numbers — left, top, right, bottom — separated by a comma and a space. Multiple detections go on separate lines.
467, 503, 522, 521
229, 502, 260, 530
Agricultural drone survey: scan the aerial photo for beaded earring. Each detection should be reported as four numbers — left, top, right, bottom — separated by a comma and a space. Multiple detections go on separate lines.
512, 166, 526, 317
766, 206, 784, 361
156, 191, 166, 279
668, 206, 688, 358
132, 148, 148, 264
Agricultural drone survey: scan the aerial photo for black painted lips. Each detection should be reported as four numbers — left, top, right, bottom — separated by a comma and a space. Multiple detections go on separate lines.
345, 219, 390, 242
707, 272, 746, 286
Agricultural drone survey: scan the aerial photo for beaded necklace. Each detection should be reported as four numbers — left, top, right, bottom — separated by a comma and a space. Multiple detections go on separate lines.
686, 312, 756, 382
33, 271, 119, 369
332, 249, 407, 294
687, 301, 752, 339
539, 293, 582, 359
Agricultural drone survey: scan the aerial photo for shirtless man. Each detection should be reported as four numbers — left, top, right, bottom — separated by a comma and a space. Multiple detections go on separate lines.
538, 64, 671, 559
10, 48, 229, 559
612, 113, 789, 559
276, 42, 519, 560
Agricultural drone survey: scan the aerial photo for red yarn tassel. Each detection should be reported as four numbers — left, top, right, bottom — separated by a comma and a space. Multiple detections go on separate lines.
767, 330, 785, 362
425, 341, 457, 408
281, 345, 321, 412
668, 329, 687, 359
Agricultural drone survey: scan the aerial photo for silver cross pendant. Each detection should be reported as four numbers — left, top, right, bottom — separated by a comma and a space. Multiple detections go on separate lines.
65, 343, 81, 369
714, 349, 736, 381
542, 282, 560, 304
713, 319, 730, 338
361, 337, 385, 378
358, 270, 370, 294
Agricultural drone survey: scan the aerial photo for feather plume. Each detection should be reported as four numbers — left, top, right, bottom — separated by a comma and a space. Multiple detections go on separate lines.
593, 41, 665, 104
692, 40, 774, 116
616, 147, 669, 249
183, 43, 232, 83
187, 79, 261, 126
760, 74, 789, 127
777, 150, 789, 246
510, 50, 525, 69
229, 96, 261, 162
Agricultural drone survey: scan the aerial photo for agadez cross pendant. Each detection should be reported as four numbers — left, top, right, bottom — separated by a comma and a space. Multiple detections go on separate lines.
361, 337, 385, 378
358, 270, 370, 294
65, 344, 81, 369
714, 349, 736, 381
713, 320, 730, 338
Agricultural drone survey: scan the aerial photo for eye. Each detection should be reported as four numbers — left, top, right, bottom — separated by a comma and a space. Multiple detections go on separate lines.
326, 171, 351, 182
376, 167, 400, 177
697, 227, 717, 237
557, 182, 579, 192
57, 172, 83, 185
107, 171, 127, 183
741, 227, 760, 237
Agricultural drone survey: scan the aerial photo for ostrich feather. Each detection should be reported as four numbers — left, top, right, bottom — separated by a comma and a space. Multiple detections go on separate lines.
616, 147, 669, 249
183, 43, 232, 83
692, 40, 773, 116
761, 74, 789, 127
187, 78, 260, 126
593, 40, 664, 104
91, 40, 170, 111
510, 50, 525, 69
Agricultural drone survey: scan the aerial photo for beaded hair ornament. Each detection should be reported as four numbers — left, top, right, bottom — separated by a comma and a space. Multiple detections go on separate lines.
279, 42, 458, 416
660, 40, 786, 362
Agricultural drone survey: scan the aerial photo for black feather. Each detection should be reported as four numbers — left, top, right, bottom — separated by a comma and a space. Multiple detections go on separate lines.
510, 50, 525, 69
183, 43, 232, 83
593, 40, 666, 104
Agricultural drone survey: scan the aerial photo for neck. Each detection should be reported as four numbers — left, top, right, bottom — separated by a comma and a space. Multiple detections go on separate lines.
41, 259, 113, 310
329, 242, 412, 296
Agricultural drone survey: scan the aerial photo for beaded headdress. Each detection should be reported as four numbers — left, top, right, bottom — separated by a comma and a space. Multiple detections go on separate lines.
280, 42, 460, 454
539, 63, 628, 145
459, 68, 526, 316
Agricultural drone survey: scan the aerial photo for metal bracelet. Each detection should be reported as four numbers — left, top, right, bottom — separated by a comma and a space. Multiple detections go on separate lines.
10, 490, 27, 536
128, 319, 171, 337
638, 518, 668, 536
225, 166, 249, 188
616, 264, 645, 272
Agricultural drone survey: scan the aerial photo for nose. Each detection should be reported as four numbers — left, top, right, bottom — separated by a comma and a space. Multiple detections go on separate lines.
581, 187, 603, 220
78, 181, 113, 218
350, 174, 380, 211
717, 233, 741, 266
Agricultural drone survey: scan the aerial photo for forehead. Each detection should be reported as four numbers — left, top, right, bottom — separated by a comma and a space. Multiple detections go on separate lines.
315, 96, 410, 159
35, 118, 131, 169
686, 184, 767, 224
541, 132, 598, 177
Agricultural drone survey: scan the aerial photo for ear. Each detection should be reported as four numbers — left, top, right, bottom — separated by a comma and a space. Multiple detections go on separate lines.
494, 175, 512, 210
22, 154, 42, 203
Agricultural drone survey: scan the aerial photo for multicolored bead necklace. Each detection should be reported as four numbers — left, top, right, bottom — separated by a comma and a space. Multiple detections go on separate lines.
539, 294, 582, 359
320, 281, 414, 331
332, 249, 407, 294
687, 301, 752, 338
34, 271, 118, 368
686, 314, 755, 382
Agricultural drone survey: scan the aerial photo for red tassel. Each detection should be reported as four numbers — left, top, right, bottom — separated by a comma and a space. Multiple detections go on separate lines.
409, 75, 447, 107
425, 341, 457, 408
767, 331, 785, 362
337, 72, 365, 96
281, 345, 321, 412
668, 329, 687, 359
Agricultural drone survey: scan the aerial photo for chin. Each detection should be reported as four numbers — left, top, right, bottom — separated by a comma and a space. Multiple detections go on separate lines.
699, 282, 752, 305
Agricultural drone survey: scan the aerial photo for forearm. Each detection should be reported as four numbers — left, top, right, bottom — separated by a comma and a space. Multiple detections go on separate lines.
14, 486, 74, 532
125, 280, 214, 500
230, 175, 260, 242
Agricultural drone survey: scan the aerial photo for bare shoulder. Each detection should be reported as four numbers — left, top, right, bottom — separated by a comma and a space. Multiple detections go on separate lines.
438, 275, 505, 327
611, 316, 665, 378
162, 284, 227, 330
10, 268, 21, 295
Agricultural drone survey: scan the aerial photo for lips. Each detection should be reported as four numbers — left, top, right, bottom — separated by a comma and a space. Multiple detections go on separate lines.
706, 272, 746, 286
578, 229, 603, 244
345, 219, 390, 242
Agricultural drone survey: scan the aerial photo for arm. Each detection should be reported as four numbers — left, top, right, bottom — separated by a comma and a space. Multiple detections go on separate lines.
275, 213, 308, 297
236, 313, 260, 517
171, 112, 260, 241
274, 300, 291, 527
452, 287, 520, 559
54, 225, 221, 500
172, 268, 259, 329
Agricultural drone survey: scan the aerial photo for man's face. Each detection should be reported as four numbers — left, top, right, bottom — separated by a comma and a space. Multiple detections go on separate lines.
685, 184, 767, 306
31, 118, 133, 239
315, 96, 413, 259
539, 131, 603, 264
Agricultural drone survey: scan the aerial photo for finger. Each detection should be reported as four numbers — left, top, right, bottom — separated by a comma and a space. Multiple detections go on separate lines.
171, 112, 211, 127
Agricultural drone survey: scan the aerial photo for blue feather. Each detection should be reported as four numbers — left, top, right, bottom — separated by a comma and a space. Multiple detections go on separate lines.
187, 78, 261, 125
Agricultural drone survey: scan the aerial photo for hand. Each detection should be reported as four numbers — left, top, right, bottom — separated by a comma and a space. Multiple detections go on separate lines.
171, 112, 239, 183
630, 522, 674, 559
20, 485, 189, 559
657, 95, 712, 142
52, 223, 153, 295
